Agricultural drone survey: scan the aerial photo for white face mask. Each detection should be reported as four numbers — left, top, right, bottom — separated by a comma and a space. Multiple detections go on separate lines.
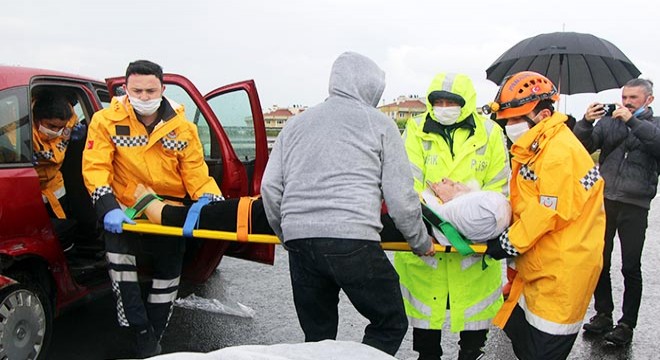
129, 96, 162, 116
433, 106, 462, 125
505, 122, 530, 143
38, 124, 64, 139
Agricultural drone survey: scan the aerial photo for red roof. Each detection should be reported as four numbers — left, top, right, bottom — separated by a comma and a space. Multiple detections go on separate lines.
380, 99, 426, 109
264, 108, 294, 117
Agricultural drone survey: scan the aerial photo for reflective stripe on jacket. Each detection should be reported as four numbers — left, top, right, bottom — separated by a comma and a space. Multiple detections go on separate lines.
492, 112, 605, 335
394, 73, 510, 331
82, 95, 220, 218
33, 113, 78, 219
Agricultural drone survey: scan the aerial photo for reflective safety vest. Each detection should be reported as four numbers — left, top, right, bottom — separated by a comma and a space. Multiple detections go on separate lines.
394, 109, 510, 331
33, 113, 78, 219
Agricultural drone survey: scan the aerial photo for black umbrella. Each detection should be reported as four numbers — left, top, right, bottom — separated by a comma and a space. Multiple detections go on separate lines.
486, 32, 641, 95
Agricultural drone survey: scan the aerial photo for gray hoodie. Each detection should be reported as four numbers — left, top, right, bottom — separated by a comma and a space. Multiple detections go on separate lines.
260, 51, 430, 255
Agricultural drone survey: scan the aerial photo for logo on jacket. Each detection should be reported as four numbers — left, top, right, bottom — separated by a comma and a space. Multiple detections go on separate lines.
87, 140, 94, 149
167, 130, 176, 139
540, 195, 557, 210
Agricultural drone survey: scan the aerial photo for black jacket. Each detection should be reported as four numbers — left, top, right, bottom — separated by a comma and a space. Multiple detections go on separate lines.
573, 108, 660, 209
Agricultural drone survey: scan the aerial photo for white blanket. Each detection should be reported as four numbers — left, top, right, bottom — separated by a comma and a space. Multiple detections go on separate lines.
143, 340, 396, 360
421, 188, 511, 245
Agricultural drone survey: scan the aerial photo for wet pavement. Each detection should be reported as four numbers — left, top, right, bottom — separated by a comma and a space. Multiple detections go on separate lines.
51, 197, 660, 359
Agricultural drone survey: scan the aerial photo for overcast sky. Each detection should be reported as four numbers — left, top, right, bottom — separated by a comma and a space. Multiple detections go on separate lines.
4, 0, 659, 117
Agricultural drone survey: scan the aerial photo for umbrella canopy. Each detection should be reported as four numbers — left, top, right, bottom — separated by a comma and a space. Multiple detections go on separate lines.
486, 32, 641, 95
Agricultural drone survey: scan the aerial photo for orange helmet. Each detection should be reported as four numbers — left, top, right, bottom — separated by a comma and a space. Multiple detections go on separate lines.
482, 71, 559, 119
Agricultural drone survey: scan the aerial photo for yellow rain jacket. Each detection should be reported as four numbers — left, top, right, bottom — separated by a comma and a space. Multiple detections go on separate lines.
394, 73, 510, 331
83, 96, 221, 217
492, 112, 605, 335
33, 112, 78, 219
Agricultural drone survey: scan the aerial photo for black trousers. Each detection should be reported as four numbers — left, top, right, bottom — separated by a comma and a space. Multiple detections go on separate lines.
286, 238, 408, 356
413, 328, 488, 358
104, 231, 185, 340
503, 304, 578, 360
593, 199, 648, 328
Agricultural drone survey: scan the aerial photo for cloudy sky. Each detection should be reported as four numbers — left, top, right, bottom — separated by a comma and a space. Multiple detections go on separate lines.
4, 0, 659, 117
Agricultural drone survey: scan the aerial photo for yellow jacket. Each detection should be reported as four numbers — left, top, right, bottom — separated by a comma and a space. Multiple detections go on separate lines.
493, 112, 605, 335
33, 113, 78, 219
394, 73, 510, 331
83, 95, 221, 218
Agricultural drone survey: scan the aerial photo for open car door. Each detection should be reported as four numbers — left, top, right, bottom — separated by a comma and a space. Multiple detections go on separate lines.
105, 74, 274, 283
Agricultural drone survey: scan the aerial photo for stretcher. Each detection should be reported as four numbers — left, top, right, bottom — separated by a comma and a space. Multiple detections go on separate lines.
122, 222, 487, 254
121, 195, 487, 254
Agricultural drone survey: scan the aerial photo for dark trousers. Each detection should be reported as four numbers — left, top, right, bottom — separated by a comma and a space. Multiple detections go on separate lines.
503, 304, 578, 360
286, 238, 408, 356
593, 199, 648, 328
104, 231, 185, 340
412, 328, 487, 359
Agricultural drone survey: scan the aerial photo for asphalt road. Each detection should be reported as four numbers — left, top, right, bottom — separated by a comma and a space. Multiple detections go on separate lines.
50, 198, 660, 360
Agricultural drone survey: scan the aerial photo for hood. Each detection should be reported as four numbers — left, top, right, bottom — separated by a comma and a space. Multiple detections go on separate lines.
328, 51, 385, 107
425, 73, 477, 123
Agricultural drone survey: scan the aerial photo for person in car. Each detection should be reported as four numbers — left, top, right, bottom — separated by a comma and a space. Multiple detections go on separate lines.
32, 92, 84, 252
33, 92, 78, 221
82, 60, 223, 358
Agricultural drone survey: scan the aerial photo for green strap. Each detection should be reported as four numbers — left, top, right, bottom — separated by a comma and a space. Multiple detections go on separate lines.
125, 193, 163, 220
420, 202, 475, 256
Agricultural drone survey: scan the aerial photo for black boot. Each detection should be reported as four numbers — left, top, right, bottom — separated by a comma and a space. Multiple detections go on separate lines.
458, 329, 487, 360
413, 328, 442, 360
134, 325, 162, 359
458, 349, 485, 360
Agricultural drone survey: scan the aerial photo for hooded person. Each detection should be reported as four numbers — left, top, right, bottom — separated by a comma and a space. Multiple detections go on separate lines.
483, 71, 605, 360
260, 51, 435, 356
393, 73, 510, 360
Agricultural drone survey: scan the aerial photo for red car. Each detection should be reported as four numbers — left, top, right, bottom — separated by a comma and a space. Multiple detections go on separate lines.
0, 65, 274, 359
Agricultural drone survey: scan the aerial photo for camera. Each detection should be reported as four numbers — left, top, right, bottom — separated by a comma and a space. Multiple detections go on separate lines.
603, 103, 616, 117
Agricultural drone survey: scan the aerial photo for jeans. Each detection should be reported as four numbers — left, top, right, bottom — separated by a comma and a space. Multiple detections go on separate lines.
286, 238, 408, 356
594, 199, 649, 328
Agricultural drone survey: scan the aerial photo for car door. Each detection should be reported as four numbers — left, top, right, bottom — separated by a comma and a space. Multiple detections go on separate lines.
105, 74, 274, 283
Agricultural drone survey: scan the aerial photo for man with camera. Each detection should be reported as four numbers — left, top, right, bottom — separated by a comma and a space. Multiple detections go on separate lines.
574, 78, 660, 346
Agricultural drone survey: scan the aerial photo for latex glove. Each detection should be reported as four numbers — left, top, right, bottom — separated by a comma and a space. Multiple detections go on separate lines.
103, 208, 136, 234
70, 122, 87, 141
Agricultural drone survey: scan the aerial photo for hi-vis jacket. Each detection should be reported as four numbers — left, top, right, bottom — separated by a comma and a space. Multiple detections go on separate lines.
83, 95, 221, 219
394, 73, 510, 332
33, 112, 78, 219
492, 112, 605, 335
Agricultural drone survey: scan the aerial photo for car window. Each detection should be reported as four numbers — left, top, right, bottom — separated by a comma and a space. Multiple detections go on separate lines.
163, 85, 215, 157
206, 89, 256, 162
0, 87, 31, 164
94, 86, 111, 108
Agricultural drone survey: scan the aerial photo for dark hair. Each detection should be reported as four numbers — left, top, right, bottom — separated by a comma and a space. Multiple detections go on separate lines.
125, 60, 164, 83
533, 99, 555, 114
33, 93, 72, 121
